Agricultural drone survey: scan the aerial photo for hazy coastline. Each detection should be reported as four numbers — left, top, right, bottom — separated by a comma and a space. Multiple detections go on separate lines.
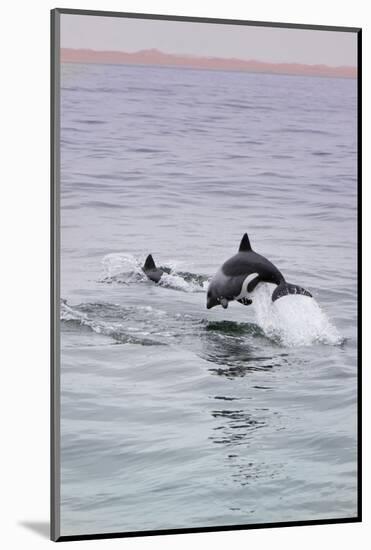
61, 47, 357, 79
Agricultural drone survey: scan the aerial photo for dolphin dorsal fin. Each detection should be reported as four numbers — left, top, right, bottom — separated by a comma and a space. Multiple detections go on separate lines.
239, 233, 252, 252
143, 254, 156, 270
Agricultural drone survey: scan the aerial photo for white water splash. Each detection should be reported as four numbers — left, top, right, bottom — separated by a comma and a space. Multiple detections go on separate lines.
158, 272, 206, 293
252, 284, 342, 347
101, 253, 145, 282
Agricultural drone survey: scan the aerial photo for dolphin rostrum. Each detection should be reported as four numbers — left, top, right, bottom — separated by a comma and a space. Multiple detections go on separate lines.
206, 233, 312, 309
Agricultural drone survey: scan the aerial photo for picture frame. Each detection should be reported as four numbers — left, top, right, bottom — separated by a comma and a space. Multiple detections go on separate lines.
51, 8, 362, 542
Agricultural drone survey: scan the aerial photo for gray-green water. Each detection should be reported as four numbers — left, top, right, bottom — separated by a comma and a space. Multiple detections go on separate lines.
60, 63, 358, 536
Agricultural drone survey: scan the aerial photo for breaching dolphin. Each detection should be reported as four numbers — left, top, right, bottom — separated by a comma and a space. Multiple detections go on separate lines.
142, 254, 164, 283
206, 233, 312, 309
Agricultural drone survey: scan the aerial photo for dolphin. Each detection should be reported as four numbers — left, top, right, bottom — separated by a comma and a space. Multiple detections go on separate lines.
206, 233, 312, 309
142, 254, 164, 283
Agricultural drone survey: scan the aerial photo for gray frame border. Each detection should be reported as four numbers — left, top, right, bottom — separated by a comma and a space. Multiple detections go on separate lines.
51, 8, 61, 542
51, 8, 362, 542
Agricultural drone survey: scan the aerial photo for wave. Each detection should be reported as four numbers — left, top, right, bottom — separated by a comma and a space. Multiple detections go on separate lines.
61, 286, 342, 353
60, 300, 166, 346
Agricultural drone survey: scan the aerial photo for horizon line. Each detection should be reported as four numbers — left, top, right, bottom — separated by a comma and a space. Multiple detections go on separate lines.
60, 47, 357, 79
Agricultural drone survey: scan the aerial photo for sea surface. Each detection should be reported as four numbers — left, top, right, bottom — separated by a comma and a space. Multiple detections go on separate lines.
59, 62, 358, 536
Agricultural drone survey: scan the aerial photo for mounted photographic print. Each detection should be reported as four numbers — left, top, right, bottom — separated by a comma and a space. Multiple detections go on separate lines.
51, 8, 361, 542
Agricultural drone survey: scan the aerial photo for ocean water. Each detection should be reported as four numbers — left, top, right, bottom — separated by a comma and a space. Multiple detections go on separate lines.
59, 62, 358, 536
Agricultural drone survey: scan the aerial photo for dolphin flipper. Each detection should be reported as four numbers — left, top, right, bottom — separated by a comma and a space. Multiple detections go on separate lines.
220, 298, 229, 309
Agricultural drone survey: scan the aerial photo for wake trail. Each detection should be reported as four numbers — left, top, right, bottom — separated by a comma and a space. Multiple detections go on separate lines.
100, 253, 209, 292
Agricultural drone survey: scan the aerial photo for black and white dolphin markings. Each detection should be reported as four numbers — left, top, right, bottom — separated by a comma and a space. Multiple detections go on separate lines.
142, 254, 164, 283
206, 233, 312, 309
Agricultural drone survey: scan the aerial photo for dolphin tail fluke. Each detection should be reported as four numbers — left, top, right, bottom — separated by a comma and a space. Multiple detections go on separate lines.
272, 282, 312, 302
143, 254, 156, 271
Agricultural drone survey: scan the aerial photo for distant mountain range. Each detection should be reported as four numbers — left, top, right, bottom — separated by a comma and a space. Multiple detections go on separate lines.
60, 48, 356, 79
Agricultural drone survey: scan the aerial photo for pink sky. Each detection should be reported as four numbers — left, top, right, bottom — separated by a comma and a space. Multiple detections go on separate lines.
60, 14, 357, 68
